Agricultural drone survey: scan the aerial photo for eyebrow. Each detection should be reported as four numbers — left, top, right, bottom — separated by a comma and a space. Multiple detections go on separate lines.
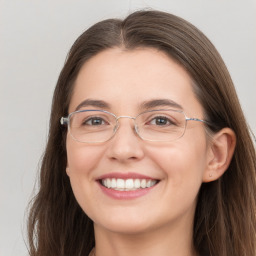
140, 99, 183, 110
75, 99, 111, 111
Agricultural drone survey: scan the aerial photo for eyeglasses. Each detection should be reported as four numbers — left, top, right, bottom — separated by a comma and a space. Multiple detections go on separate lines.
60, 109, 208, 143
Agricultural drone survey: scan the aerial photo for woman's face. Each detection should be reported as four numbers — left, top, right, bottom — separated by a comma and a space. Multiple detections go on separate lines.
66, 48, 211, 235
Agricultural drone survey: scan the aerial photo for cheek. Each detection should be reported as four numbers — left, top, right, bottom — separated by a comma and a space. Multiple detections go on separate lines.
66, 137, 104, 175
142, 138, 208, 222
66, 137, 106, 216
147, 138, 208, 187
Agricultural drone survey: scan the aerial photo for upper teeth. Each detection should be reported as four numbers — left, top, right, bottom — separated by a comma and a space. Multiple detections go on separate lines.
101, 178, 157, 191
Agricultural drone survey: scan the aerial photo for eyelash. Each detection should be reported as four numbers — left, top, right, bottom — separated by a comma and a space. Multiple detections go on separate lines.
146, 116, 175, 126
83, 117, 108, 126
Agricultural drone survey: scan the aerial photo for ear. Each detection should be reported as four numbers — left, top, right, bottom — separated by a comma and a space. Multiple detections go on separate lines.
66, 167, 70, 176
203, 128, 236, 182
66, 162, 70, 177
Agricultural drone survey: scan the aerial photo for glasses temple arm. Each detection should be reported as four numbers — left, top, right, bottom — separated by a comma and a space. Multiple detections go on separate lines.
186, 117, 212, 125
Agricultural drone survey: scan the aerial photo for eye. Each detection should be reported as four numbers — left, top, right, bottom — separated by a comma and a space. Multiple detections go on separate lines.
150, 116, 171, 125
83, 117, 108, 126
146, 115, 177, 126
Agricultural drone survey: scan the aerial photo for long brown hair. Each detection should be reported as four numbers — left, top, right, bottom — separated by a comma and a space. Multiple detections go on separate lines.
27, 10, 256, 256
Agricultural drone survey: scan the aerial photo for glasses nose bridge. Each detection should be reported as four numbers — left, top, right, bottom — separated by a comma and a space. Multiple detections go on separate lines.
114, 115, 138, 134
116, 115, 136, 122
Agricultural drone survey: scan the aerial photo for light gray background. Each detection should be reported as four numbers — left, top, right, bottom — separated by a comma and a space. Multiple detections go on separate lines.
1, 0, 255, 255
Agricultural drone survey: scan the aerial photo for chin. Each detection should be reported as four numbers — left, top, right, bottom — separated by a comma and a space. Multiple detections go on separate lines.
93, 212, 156, 235
96, 221, 153, 235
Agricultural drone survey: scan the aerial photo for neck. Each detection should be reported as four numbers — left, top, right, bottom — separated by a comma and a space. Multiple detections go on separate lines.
93, 221, 198, 256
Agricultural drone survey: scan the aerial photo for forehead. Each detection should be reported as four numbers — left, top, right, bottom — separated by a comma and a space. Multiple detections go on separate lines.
69, 48, 203, 116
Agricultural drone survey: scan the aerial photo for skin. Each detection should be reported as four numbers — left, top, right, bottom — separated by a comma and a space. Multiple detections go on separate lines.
66, 48, 235, 256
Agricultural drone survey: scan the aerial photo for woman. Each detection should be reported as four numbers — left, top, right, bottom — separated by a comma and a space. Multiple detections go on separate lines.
27, 10, 256, 256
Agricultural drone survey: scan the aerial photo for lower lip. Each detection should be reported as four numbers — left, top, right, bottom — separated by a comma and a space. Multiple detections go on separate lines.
98, 182, 157, 200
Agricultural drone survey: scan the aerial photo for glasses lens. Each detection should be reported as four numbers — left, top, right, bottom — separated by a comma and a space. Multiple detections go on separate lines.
69, 110, 116, 143
136, 110, 186, 141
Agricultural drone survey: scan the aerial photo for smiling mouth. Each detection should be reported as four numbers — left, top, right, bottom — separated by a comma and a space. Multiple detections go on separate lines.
100, 178, 159, 191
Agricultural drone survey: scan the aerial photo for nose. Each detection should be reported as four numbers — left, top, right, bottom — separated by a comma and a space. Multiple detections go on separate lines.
106, 117, 145, 162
